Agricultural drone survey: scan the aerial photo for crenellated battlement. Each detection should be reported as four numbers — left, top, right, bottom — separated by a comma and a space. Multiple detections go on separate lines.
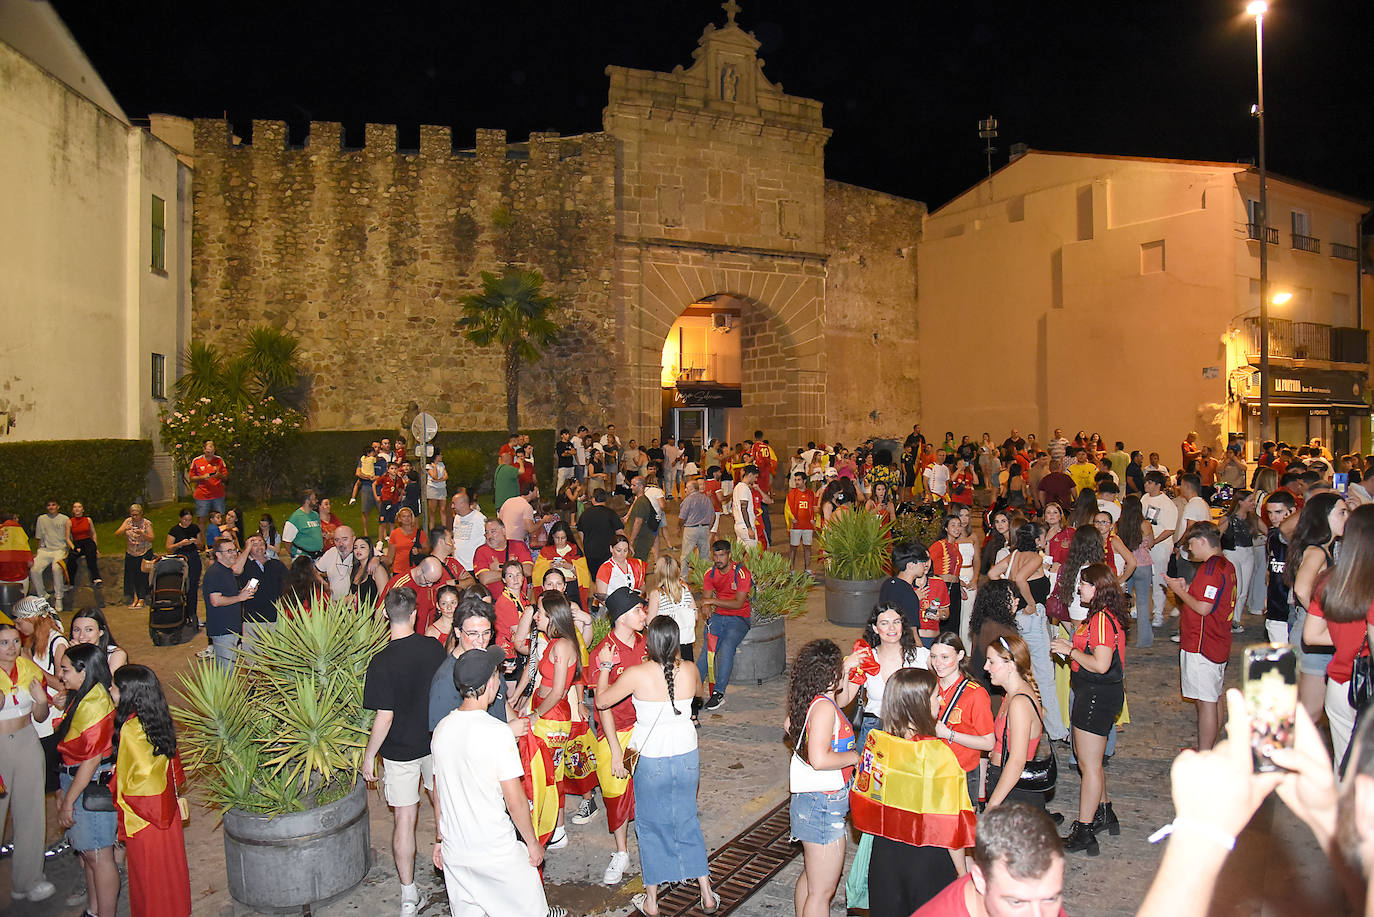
191, 118, 612, 163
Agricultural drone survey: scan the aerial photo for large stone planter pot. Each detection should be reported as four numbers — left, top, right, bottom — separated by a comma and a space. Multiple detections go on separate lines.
731, 616, 787, 684
825, 577, 884, 627
223, 776, 371, 910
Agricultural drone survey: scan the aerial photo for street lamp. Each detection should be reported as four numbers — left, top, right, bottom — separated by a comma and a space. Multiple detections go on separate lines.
1248, 0, 1271, 444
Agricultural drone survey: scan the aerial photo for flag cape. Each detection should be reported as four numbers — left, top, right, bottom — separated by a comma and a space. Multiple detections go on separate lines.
115, 717, 180, 839
850, 731, 976, 850
595, 729, 635, 832
705, 631, 719, 694
520, 731, 561, 847
559, 721, 599, 797
0, 656, 46, 702
57, 683, 115, 763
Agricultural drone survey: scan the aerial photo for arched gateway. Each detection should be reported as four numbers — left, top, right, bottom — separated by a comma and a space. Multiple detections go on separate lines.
606, 9, 830, 451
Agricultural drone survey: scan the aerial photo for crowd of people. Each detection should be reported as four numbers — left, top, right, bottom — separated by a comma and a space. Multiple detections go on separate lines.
4, 422, 1374, 917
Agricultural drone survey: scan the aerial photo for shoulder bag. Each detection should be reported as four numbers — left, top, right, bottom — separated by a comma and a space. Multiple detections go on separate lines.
995, 694, 1057, 794
1349, 633, 1374, 712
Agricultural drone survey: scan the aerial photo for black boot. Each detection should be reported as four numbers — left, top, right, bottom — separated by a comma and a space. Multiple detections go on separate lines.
1092, 801, 1120, 836
1061, 820, 1099, 856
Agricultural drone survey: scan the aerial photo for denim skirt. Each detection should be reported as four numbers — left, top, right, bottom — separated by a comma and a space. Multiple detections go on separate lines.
633, 749, 710, 886
59, 770, 117, 852
790, 789, 849, 845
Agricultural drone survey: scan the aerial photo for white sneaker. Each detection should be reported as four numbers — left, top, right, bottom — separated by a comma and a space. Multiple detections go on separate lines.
1151, 612, 1164, 628
547, 826, 569, 849
400, 889, 429, 917
13, 880, 56, 902
604, 850, 630, 885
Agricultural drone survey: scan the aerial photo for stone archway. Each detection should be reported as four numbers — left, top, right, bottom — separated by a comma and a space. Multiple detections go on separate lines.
617, 242, 826, 452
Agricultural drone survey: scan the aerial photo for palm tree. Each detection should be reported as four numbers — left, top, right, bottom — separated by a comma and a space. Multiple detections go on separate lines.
458, 269, 561, 434
174, 327, 303, 408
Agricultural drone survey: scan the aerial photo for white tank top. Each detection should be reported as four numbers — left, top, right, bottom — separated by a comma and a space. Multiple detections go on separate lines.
630, 696, 697, 758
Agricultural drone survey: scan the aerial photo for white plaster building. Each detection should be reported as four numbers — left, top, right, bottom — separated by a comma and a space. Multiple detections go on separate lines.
0, 0, 192, 500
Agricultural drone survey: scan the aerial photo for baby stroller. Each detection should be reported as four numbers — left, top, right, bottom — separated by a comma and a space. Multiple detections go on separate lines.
148, 555, 195, 646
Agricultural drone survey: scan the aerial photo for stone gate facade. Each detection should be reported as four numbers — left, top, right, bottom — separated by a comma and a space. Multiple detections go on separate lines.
190, 8, 925, 449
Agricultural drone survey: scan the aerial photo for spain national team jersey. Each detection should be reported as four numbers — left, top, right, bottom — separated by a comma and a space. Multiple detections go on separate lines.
1180, 555, 1236, 664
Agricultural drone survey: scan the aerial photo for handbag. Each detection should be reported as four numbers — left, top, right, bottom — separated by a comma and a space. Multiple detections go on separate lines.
995, 694, 1057, 794
1349, 633, 1374, 712
622, 697, 667, 777
82, 781, 116, 812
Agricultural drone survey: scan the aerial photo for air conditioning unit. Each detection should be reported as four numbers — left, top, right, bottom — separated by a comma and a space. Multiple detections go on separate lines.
711, 313, 734, 333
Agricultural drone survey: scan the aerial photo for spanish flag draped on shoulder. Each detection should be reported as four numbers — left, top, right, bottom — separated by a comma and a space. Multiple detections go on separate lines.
850, 731, 976, 850
57, 683, 115, 763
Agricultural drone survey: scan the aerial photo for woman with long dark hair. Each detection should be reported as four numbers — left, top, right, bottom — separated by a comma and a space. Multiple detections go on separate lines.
1118, 495, 1157, 646
1042, 501, 1071, 574
980, 509, 1012, 579
966, 581, 1021, 692
993, 523, 1068, 743
1051, 564, 1128, 856
533, 521, 592, 608
1220, 489, 1260, 625
1286, 491, 1349, 720
595, 617, 717, 916
929, 634, 994, 807
787, 639, 860, 917
929, 515, 968, 644
513, 591, 583, 846
1066, 489, 1099, 531
54, 643, 118, 917
847, 604, 928, 750
1302, 503, 1374, 767
0, 621, 55, 903
862, 668, 975, 916
112, 664, 191, 916
349, 536, 387, 612
70, 607, 128, 674
427, 584, 460, 645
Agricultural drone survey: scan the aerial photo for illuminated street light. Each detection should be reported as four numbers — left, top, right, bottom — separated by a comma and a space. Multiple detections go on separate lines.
1249, 0, 1272, 443
1270, 291, 1291, 306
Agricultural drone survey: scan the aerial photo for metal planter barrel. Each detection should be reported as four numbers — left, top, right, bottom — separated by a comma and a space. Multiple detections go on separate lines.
222, 776, 371, 910
731, 616, 787, 683
824, 577, 884, 627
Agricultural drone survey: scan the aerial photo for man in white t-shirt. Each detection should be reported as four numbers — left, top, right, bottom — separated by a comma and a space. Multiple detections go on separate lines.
732, 465, 762, 548
431, 646, 558, 917
449, 488, 487, 570
1174, 473, 1213, 581
923, 453, 951, 503
1141, 470, 1180, 628
572, 426, 589, 483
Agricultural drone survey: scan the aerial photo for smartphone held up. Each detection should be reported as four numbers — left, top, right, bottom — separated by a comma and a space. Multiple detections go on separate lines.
1242, 643, 1298, 773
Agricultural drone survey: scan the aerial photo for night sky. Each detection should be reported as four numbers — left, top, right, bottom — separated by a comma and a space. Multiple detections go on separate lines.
51, 0, 1374, 213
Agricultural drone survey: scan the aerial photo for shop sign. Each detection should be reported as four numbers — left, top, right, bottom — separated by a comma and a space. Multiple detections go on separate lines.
1268, 369, 1364, 404
673, 384, 742, 408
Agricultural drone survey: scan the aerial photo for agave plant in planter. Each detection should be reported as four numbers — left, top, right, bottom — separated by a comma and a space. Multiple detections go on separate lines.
173, 596, 387, 909
686, 543, 811, 682
817, 507, 893, 627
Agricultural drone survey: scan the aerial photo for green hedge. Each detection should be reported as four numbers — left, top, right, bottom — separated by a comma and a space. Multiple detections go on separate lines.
0, 440, 153, 525
290, 429, 555, 501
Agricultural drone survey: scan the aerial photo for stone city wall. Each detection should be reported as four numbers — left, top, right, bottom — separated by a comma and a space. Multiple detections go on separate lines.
191, 119, 620, 434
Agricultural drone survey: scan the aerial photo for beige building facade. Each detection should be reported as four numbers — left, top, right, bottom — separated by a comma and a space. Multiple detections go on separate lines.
0, 1, 192, 501
917, 151, 1369, 458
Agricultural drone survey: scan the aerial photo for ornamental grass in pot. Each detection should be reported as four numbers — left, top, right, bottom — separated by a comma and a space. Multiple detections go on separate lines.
172, 596, 387, 908
686, 543, 810, 682
817, 507, 893, 626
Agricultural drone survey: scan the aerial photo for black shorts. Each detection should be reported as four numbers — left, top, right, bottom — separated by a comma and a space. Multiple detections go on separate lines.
380, 502, 400, 524
1070, 680, 1125, 736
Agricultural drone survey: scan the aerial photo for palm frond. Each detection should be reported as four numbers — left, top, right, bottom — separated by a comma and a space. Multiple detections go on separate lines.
175, 341, 224, 400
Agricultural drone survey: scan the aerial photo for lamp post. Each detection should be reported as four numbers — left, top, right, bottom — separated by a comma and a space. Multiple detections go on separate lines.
1249, 0, 1271, 444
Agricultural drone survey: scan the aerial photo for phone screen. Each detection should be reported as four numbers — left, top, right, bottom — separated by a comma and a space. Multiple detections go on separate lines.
1243, 643, 1298, 772
1333, 472, 1349, 494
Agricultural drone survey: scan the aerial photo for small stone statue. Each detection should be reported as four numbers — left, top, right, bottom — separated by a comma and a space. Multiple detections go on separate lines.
721, 64, 738, 102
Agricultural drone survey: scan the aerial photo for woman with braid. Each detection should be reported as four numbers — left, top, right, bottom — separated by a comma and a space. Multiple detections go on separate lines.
596, 615, 718, 917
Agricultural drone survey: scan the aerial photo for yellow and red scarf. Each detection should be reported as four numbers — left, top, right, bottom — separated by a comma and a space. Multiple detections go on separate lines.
57, 683, 115, 764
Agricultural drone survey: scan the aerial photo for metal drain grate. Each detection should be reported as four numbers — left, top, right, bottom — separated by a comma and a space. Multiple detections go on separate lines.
647, 798, 797, 917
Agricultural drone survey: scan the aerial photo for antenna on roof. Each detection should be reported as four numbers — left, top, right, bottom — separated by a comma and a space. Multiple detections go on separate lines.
978, 117, 998, 178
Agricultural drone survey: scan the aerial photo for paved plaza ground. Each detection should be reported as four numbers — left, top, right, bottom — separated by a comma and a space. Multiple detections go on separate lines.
1, 508, 1348, 917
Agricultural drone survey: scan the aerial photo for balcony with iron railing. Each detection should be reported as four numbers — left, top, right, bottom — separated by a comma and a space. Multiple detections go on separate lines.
1291, 233, 1321, 254
1246, 223, 1279, 244
670, 352, 740, 385
1241, 317, 1369, 365
1331, 242, 1359, 262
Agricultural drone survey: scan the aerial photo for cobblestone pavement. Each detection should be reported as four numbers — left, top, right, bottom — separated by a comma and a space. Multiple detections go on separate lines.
1, 508, 1347, 917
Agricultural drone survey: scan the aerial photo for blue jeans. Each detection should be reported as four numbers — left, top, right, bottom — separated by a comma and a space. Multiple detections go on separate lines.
1016, 609, 1068, 741
698, 614, 750, 695
1128, 563, 1154, 647
210, 632, 239, 670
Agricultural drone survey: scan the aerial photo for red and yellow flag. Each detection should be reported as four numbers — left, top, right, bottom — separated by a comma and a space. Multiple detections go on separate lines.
520, 731, 561, 848
850, 732, 976, 850
560, 721, 599, 797
57, 684, 115, 764
595, 729, 635, 832
114, 717, 179, 839
705, 631, 719, 694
